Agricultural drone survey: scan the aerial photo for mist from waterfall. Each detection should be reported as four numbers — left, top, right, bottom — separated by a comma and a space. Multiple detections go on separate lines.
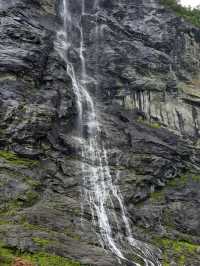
55, 0, 161, 265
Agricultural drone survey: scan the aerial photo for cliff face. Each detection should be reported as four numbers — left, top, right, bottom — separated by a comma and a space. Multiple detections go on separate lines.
0, 0, 200, 266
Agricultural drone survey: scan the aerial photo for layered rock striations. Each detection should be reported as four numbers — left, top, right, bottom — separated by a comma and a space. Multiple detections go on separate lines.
0, 0, 200, 265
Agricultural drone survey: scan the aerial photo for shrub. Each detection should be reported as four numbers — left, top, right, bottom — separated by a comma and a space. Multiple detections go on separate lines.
160, 0, 200, 27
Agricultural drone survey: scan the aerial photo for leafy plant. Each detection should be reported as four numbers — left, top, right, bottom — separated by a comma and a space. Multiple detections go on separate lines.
160, 0, 200, 27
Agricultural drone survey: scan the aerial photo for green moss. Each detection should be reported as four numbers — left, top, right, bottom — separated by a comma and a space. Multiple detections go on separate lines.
137, 117, 161, 129
162, 208, 175, 228
24, 253, 81, 266
168, 174, 189, 187
21, 221, 51, 233
0, 244, 13, 266
150, 190, 165, 202
167, 173, 200, 187
191, 175, 200, 182
63, 228, 81, 241
32, 237, 56, 248
160, 237, 198, 253
0, 190, 39, 218
0, 200, 23, 217
153, 237, 200, 265
150, 122, 161, 129
21, 220, 81, 241
0, 241, 82, 266
149, 173, 199, 203
24, 191, 38, 205
160, 0, 200, 27
0, 150, 38, 167
25, 178, 41, 188
163, 263, 170, 266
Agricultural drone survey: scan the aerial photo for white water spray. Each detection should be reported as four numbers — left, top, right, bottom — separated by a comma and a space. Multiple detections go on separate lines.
55, 1, 161, 265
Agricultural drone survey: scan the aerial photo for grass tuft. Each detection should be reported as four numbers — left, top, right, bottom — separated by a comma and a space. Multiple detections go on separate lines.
0, 151, 38, 167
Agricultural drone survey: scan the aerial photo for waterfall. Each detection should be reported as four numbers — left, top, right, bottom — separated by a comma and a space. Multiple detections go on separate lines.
55, 1, 161, 265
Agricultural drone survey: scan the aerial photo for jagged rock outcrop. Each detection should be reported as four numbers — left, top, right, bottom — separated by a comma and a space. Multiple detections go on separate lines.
0, 0, 200, 266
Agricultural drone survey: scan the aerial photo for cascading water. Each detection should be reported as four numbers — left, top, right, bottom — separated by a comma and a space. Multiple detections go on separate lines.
55, 1, 161, 265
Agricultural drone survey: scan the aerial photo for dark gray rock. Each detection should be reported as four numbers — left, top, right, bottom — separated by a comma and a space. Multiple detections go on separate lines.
0, 0, 200, 266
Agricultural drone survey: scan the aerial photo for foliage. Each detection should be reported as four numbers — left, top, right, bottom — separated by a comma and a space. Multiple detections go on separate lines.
153, 237, 200, 265
161, 0, 200, 27
0, 241, 81, 266
32, 237, 55, 248
137, 117, 161, 129
0, 150, 38, 167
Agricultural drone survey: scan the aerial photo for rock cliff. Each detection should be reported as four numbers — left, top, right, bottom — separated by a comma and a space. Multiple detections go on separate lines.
0, 0, 200, 265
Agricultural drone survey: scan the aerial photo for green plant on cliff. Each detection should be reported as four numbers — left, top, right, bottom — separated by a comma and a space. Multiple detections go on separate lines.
153, 237, 200, 265
160, 0, 200, 27
0, 241, 81, 266
0, 150, 38, 167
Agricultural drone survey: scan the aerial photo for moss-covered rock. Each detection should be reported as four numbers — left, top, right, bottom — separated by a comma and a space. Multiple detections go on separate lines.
0, 151, 38, 167
153, 237, 200, 266
0, 240, 82, 266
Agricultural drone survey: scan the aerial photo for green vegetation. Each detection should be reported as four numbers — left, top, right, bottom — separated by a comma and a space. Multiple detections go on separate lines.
0, 241, 81, 266
0, 150, 38, 167
0, 190, 39, 217
0, 242, 13, 266
153, 237, 200, 265
137, 117, 162, 129
160, 0, 200, 27
24, 191, 38, 206
167, 174, 188, 187
150, 190, 165, 202
168, 173, 200, 187
150, 173, 200, 203
19, 218, 53, 233
0, 200, 23, 217
191, 174, 200, 182
32, 237, 56, 248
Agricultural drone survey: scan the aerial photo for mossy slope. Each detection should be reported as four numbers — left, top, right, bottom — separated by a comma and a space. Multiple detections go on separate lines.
0, 241, 81, 266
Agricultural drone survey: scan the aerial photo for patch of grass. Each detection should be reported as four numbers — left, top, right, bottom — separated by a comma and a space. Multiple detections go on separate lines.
0, 150, 38, 167
137, 117, 161, 129
0, 243, 13, 266
153, 237, 200, 265
64, 228, 81, 241
150, 122, 161, 129
0, 241, 82, 266
24, 191, 39, 206
191, 174, 200, 182
24, 253, 81, 266
162, 208, 175, 227
149, 173, 199, 203
150, 190, 165, 202
167, 173, 200, 187
160, 0, 200, 27
0, 200, 24, 217
0, 188, 39, 217
168, 174, 189, 187
21, 220, 52, 234
20, 219, 81, 241
32, 237, 56, 248
25, 178, 41, 189
0, 191, 38, 217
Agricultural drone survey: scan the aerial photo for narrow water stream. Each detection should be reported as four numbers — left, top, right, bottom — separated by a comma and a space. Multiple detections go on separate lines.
55, 1, 161, 265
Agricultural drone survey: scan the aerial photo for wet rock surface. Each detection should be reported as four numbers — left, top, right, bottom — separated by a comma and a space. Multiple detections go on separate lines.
0, 0, 200, 265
